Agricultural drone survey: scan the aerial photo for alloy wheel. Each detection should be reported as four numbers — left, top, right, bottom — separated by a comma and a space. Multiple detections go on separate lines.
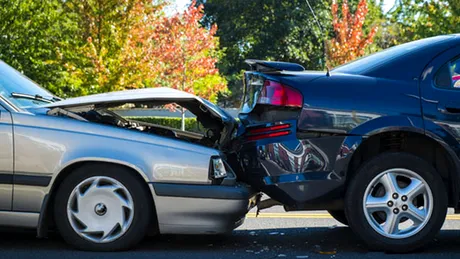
363, 168, 433, 239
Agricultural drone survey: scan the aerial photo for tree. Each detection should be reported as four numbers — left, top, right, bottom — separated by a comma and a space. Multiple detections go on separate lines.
326, 0, 378, 67
0, 0, 81, 96
199, 0, 384, 106
62, 0, 167, 95
389, 0, 460, 44
0, 0, 226, 104
198, 0, 331, 106
128, 0, 226, 102
125, 0, 226, 129
62, 0, 227, 103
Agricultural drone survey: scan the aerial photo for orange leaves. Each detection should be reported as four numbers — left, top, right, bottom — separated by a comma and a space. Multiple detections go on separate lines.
76, 0, 225, 100
123, 0, 225, 100
129, 0, 224, 101
327, 0, 378, 67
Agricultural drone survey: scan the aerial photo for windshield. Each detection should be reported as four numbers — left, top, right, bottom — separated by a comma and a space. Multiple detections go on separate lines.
0, 61, 55, 108
332, 36, 451, 74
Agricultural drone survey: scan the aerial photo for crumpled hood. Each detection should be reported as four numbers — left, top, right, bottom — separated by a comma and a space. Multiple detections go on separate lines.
43, 87, 199, 109
42, 87, 237, 149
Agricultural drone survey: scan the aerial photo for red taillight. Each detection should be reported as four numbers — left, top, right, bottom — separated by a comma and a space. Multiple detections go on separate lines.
246, 123, 291, 141
247, 130, 290, 141
258, 80, 302, 108
248, 124, 290, 134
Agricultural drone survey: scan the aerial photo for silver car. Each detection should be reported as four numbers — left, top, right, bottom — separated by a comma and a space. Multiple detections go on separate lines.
0, 61, 256, 251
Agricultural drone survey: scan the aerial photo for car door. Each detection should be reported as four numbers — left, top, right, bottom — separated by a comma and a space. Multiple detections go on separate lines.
420, 44, 460, 143
0, 103, 13, 210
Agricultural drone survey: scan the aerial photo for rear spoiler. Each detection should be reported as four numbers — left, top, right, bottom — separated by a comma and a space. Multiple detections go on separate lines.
245, 59, 305, 72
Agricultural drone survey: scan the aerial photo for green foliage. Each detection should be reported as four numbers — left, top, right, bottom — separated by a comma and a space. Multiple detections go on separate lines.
198, 0, 332, 106
0, 0, 82, 96
389, 0, 460, 44
1, 0, 456, 106
198, 0, 384, 106
127, 116, 204, 133
0, 0, 226, 100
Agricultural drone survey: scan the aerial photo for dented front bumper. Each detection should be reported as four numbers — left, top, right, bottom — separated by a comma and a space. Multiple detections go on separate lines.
150, 182, 258, 235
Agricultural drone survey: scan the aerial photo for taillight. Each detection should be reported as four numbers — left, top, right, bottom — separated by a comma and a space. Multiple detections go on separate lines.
247, 130, 290, 141
248, 124, 290, 134
246, 123, 291, 141
257, 80, 302, 108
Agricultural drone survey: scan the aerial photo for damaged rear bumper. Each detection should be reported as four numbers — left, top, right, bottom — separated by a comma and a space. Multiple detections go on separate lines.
150, 182, 258, 235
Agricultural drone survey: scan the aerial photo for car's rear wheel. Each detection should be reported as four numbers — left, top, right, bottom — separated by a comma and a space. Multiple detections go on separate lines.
328, 210, 348, 226
345, 152, 447, 253
54, 164, 153, 251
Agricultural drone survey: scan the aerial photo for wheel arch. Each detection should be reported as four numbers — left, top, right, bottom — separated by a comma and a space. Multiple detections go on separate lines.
37, 159, 157, 238
344, 129, 460, 208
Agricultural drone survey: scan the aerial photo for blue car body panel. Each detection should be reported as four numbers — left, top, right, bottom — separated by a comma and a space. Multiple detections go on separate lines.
233, 35, 460, 208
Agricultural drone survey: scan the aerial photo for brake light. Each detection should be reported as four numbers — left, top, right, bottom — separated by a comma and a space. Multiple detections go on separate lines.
246, 123, 291, 141
258, 80, 302, 108
247, 130, 290, 141
248, 124, 290, 134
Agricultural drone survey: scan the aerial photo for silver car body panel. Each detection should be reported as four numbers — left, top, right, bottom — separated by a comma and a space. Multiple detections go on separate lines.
0, 105, 13, 210
0, 85, 252, 235
0, 211, 39, 228
11, 110, 220, 212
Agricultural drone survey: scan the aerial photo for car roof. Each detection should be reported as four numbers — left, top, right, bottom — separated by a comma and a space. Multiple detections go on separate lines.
333, 34, 460, 80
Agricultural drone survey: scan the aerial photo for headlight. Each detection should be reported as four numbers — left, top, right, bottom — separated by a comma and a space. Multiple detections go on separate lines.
211, 157, 227, 179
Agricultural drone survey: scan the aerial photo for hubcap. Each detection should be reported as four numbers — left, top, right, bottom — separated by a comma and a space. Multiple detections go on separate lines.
363, 168, 433, 239
94, 203, 107, 216
67, 176, 134, 243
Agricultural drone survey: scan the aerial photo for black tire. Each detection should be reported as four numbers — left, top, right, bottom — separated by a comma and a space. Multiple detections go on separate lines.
328, 210, 348, 226
54, 163, 154, 251
345, 152, 447, 253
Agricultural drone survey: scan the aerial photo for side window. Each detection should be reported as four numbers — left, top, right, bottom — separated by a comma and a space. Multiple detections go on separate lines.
435, 56, 460, 89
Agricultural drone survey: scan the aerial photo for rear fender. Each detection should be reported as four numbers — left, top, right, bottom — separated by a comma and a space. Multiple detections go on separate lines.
337, 116, 460, 206
334, 115, 426, 178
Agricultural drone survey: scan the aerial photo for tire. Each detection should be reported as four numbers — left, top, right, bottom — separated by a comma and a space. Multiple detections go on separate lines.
54, 163, 154, 251
345, 152, 447, 253
328, 210, 348, 226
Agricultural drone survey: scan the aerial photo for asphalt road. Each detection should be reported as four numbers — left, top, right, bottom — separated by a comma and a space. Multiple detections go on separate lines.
2, 207, 460, 259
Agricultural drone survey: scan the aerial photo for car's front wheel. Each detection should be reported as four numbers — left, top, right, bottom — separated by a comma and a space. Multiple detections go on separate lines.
54, 164, 153, 251
345, 152, 447, 253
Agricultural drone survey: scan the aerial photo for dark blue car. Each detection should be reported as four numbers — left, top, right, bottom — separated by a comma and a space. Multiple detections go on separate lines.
231, 34, 460, 252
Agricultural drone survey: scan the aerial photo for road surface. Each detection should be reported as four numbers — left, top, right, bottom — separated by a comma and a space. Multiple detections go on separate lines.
1, 206, 460, 258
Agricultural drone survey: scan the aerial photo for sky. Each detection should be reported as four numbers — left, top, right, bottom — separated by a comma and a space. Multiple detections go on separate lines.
170, 0, 398, 13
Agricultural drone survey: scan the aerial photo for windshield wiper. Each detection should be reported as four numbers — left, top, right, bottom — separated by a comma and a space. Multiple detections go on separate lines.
11, 92, 56, 103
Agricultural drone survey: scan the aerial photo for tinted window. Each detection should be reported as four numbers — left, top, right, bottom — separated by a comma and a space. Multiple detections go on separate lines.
333, 36, 451, 74
434, 56, 460, 89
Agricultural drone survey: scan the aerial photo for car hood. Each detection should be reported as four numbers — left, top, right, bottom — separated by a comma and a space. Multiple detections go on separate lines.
45, 87, 204, 108
44, 87, 232, 120
42, 87, 237, 148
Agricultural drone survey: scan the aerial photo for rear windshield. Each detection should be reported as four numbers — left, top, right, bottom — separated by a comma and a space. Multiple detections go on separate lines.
332, 36, 451, 74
